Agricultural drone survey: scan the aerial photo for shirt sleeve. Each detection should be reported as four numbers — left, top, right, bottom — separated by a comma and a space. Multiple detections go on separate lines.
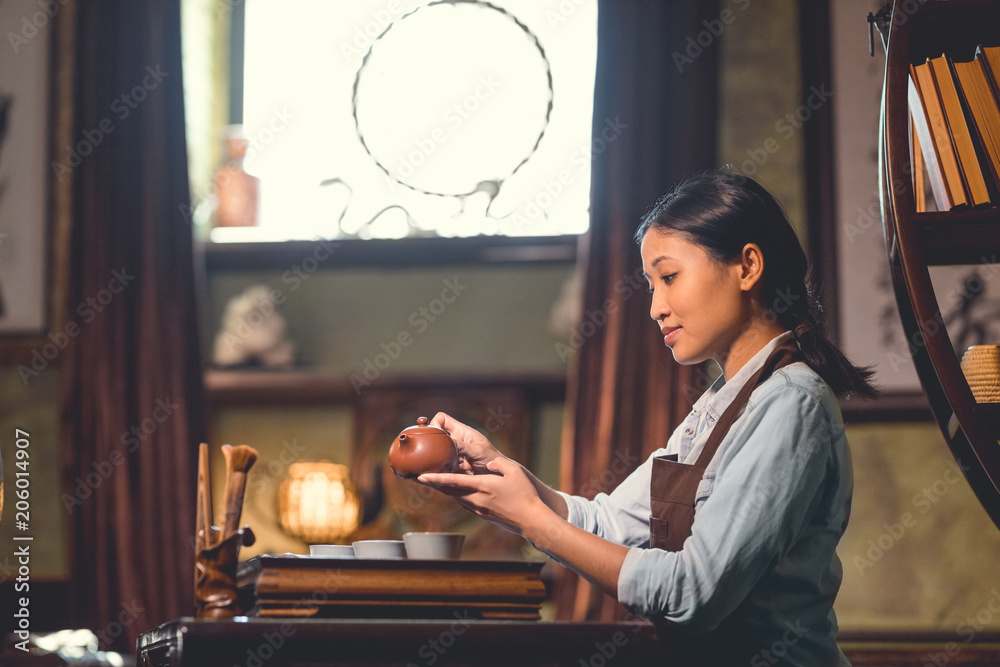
616, 380, 840, 631
557, 453, 656, 549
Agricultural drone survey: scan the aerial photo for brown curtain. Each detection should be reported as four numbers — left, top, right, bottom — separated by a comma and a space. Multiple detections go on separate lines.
59, 0, 204, 652
556, 0, 720, 621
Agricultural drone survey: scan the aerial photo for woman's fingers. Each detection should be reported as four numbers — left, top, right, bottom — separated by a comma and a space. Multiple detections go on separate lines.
486, 456, 518, 475
430, 411, 469, 437
418, 471, 484, 490
429, 411, 452, 430
427, 412, 504, 474
417, 456, 546, 539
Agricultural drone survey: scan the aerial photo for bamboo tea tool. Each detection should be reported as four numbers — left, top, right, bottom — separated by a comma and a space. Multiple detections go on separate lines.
195, 443, 214, 552
220, 444, 258, 542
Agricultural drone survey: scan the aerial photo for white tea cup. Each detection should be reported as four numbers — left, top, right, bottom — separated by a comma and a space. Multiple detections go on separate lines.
403, 532, 465, 559
352, 539, 407, 559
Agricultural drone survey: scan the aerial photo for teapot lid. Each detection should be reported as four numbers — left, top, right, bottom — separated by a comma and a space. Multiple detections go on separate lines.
400, 416, 449, 436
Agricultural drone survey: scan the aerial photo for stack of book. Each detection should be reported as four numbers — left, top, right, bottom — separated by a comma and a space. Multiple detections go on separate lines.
909, 45, 1000, 211
236, 554, 548, 620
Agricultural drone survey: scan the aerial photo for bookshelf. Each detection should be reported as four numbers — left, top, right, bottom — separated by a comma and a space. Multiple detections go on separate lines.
879, 0, 1000, 529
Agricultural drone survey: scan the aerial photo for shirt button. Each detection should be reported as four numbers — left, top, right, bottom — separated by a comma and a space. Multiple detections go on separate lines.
685, 428, 693, 435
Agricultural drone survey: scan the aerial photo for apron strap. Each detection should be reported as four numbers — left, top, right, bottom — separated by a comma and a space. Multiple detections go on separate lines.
692, 343, 803, 469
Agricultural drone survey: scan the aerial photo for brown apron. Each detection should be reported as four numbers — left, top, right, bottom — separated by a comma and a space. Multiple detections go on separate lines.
649, 343, 802, 551
649, 343, 804, 666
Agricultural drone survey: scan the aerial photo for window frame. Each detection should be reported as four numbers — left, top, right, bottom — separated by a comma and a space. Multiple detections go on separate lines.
213, 1, 593, 251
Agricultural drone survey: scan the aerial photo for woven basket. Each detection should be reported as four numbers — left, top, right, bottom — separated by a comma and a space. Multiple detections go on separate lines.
960, 345, 1000, 403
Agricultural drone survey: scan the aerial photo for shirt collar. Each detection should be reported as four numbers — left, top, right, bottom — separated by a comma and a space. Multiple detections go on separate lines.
691, 331, 796, 416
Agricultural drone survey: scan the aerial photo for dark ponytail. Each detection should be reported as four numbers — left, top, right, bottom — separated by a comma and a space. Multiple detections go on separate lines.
635, 170, 877, 399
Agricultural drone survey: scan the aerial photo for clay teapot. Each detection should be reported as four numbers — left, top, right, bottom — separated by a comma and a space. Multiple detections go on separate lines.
388, 417, 460, 479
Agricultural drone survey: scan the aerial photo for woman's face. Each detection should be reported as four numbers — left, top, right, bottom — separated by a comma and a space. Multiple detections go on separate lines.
641, 230, 748, 366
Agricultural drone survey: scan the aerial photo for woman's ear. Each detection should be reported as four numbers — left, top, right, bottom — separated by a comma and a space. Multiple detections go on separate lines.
738, 243, 765, 292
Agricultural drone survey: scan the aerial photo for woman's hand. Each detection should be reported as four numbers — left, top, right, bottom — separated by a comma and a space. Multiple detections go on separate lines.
426, 411, 570, 526
418, 457, 555, 538
430, 411, 505, 474
417, 419, 623, 600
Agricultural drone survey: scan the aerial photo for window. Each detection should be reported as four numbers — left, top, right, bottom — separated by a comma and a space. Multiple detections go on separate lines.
185, 0, 597, 242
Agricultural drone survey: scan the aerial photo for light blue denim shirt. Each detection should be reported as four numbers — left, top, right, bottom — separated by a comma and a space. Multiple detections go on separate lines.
558, 332, 853, 667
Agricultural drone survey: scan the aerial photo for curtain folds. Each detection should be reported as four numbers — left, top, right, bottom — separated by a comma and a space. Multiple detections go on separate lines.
556, 0, 721, 621
60, 0, 204, 651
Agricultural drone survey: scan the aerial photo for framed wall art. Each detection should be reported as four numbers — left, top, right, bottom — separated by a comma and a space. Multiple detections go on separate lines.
0, 0, 73, 362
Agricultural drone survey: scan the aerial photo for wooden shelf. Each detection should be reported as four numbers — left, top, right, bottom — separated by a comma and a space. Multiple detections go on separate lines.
879, 0, 1000, 530
911, 210, 1000, 266
840, 392, 931, 423
205, 368, 567, 405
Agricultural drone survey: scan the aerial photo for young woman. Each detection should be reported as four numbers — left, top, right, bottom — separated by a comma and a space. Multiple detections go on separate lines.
418, 170, 875, 666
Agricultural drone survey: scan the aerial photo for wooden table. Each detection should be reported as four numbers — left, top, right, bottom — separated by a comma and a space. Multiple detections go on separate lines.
137, 617, 663, 667
135, 617, 1000, 666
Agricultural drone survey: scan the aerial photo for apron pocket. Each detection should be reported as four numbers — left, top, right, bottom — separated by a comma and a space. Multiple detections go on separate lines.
649, 515, 671, 550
